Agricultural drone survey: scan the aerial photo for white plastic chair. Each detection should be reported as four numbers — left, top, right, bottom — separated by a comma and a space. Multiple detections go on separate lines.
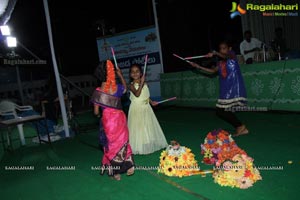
0, 100, 33, 145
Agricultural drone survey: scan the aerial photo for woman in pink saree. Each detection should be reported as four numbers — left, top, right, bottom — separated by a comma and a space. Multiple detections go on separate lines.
91, 60, 134, 180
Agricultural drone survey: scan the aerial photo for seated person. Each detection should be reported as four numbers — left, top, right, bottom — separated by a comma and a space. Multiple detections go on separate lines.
19, 108, 61, 143
29, 76, 67, 142
240, 30, 262, 64
41, 76, 69, 121
271, 27, 287, 60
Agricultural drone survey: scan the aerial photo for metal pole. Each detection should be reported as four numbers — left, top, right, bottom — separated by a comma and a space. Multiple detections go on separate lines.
43, 0, 70, 137
151, 0, 164, 73
9, 50, 25, 105
15, 65, 25, 105
263, 44, 266, 62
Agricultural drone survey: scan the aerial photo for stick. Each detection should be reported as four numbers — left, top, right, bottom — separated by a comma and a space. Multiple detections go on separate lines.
157, 97, 177, 104
200, 169, 214, 174
110, 47, 119, 69
143, 54, 148, 75
172, 53, 191, 63
184, 55, 207, 60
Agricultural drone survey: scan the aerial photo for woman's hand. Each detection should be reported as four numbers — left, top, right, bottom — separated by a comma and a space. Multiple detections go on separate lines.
150, 101, 158, 106
116, 68, 123, 77
189, 62, 198, 68
140, 75, 145, 85
206, 52, 214, 57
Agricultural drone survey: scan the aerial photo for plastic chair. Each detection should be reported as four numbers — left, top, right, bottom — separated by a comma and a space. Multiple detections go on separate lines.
0, 100, 33, 145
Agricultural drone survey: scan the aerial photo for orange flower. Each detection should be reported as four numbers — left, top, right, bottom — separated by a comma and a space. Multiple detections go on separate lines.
218, 133, 228, 140
206, 133, 215, 140
103, 60, 117, 93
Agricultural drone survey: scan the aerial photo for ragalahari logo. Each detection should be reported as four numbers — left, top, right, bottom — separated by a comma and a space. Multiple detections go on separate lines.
230, 2, 247, 19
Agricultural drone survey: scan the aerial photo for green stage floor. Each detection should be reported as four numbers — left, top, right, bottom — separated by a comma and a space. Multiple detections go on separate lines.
1, 107, 300, 200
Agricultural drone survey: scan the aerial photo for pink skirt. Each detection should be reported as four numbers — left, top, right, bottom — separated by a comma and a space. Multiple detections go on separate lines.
101, 108, 134, 175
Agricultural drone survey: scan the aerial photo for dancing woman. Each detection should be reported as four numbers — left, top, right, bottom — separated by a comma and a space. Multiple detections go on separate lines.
91, 60, 134, 180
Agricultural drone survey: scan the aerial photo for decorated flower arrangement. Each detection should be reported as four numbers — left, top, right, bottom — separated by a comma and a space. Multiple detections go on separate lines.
103, 60, 117, 93
213, 154, 262, 189
201, 129, 262, 189
158, 141, 200, 177
201, 129, 245, 165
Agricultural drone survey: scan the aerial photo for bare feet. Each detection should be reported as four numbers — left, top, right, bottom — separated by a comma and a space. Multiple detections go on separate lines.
112, 174, 121, 181
127, 166, 135, 176
233, 125, 249, 137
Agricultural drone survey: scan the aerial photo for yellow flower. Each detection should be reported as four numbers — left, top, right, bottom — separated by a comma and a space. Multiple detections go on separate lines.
204, 149, 213, 158
164, 166, 174, 176
160, 150, 167, 157
158, 145, 201, 177
238, 177, 253, 189
226, 165, 245, 180
167, 155, 174, 162
251, 168, 262, 181
177, 170, 185, 178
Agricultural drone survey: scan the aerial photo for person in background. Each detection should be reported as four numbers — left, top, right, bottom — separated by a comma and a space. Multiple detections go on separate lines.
41, 75, 59, 124
271, 27, 287, 60
240, 30, 262, 64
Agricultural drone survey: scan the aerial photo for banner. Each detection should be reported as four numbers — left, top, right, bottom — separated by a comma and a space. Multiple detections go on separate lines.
96, 27, 163, 98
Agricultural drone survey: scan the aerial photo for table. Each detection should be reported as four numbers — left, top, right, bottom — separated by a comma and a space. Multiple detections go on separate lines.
0, 114, 51, 151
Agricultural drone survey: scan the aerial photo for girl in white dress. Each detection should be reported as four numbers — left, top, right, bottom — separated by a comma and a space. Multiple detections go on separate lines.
128, 64, 168, 155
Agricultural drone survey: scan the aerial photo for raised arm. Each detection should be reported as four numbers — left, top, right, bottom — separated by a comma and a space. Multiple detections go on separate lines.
212, 51, 227, 59
129, 75, 145, 97
211, 50, 238, 61
115, 68, 127, 93
189, 60, 218, 74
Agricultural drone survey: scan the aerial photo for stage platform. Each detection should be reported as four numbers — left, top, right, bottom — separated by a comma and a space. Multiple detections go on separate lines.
0, 107, 299, 200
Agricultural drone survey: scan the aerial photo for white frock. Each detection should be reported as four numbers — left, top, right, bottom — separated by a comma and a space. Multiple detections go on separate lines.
128, 83, 168, 154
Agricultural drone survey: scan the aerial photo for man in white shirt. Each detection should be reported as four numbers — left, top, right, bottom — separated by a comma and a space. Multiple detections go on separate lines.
240, 30, 262, 64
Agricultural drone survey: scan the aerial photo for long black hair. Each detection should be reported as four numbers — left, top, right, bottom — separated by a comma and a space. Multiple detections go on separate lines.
94, 61, 107, 83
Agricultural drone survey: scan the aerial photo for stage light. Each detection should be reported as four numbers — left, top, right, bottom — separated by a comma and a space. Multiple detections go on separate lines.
6, 36, 17, 47
0, 25, 10, 35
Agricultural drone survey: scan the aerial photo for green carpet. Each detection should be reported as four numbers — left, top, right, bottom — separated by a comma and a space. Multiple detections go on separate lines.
0, 108, 299, 200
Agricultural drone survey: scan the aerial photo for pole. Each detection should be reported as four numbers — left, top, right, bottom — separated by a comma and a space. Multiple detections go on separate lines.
151, 0, 164, 73
15, 65, 25, 105
9, 50, 25, 105
263, 44, 266, 62
43, 0, 70, 137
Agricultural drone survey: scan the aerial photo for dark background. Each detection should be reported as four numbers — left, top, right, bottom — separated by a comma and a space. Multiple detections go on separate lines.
4, 0, 243, 77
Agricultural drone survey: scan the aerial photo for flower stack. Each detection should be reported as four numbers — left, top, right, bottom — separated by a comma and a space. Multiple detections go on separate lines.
158, 141, 200, 177
201, 129, 262, 189
213, 154, 262, 189
201, 129, 246, 166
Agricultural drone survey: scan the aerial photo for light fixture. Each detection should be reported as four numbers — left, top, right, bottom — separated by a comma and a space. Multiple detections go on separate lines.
0, 25, 11, 35
6, 36, 17, 47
